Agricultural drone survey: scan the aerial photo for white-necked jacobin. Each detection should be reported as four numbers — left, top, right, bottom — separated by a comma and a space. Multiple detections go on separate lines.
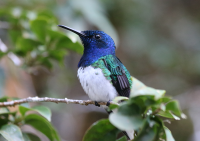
58, 25, 133, 140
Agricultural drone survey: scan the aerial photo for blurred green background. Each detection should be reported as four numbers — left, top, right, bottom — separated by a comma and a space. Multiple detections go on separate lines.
0, 0, 199, 140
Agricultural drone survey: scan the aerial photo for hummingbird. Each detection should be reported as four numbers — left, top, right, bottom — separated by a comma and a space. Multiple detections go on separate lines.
58, 25, 133, 140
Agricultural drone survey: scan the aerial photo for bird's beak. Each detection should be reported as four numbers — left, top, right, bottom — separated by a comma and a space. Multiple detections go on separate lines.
58, 25, 86, 37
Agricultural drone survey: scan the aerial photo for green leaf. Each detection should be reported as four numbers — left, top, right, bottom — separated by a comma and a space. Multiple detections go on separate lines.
48, 50, 66, 62
0, 124, 24, 141
0, 97, 8, 102
30, 18, 48, 42
27, 133, 41, 141
129, 96, 156, 112
16, 38, 41, 53
0, 118, 9, 127
0, 8, 10, 17
48, 30, 83, 54
37, 10, 57, 23
37, 57, 53, 69
166, 100, 182, 117
9, 30, 22, 44
108, 103, 119, 110
0, 100, 10, 126
116, 136, 127, 141
48, 30, 68, 39
133, 120, 158, 141
157, 111, 174, 119
32, 106, 51, 122
163, 126, 175, 141
0, 108, 15, 126
19, 106, 30, 116
158, 97, 172, 103
170, 112, 180, 120
118, 100, 142, 115
25, 114, 60, 141
83, 119, 120, 141
134, 129, 156, 141
109, 112, 145, 131
23, 133, 41, 141
0, 51, 7, 58
108, 97, 128, 110
0, 108, 9, 114
112, 96, 129, 103
70, 42, 83, 54
22, 133, 31, 141
19, 106, 51, 121
130, 77, 165, 100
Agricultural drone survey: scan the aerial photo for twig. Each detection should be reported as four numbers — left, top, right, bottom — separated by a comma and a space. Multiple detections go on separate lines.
0, 96, 117, 107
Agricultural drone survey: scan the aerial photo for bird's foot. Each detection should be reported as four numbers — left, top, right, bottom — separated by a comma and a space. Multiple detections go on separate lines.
95, 101, 100, 107
106, 100, 111, 106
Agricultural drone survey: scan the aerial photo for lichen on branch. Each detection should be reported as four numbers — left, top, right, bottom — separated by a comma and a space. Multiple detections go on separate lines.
0, 96, 116, 107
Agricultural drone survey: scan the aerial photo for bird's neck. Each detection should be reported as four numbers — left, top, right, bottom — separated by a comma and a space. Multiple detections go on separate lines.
78, 48, 115, 68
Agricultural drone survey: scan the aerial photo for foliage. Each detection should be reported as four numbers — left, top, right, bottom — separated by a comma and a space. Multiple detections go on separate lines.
83, 77, 185, 141
0, 7, 83, 70
0, 79, 184, 141
83, 119, 121, 141
0, 5, 84, 140
0, 97, 60, 141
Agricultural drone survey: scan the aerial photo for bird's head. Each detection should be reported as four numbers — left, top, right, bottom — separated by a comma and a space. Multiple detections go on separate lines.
58, 25, 116, 67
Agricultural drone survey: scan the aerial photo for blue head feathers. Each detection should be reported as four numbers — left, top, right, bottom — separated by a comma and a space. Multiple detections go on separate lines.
58, 25, 116, 67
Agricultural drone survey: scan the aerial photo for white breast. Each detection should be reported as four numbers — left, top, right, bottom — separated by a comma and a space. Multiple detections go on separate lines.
77, 66, 118, 102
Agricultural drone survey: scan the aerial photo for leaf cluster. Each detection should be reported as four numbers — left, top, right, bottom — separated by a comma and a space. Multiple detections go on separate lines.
0, 78, 185, 141
0, 97, 60, 141
83, 77, 185, 141
0, 7, 83, 69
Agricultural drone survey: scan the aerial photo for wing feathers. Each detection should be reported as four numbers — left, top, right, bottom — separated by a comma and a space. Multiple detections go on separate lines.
103, 57, 131, 98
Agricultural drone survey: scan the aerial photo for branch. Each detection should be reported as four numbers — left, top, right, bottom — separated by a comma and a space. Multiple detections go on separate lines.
0, 97, 116, 107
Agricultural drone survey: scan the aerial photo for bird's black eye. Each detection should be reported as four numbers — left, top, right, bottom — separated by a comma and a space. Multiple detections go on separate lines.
94, 34, 101, 39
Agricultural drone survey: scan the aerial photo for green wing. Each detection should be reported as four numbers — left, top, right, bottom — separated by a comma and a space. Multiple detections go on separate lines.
92, 55, 132, 97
